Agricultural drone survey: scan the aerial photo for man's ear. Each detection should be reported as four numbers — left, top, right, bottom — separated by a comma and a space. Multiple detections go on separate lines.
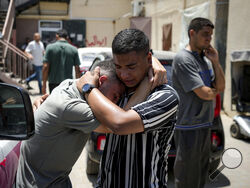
99, 75, 108, 86
147, 52, 152, 65
189, 29, 196, 38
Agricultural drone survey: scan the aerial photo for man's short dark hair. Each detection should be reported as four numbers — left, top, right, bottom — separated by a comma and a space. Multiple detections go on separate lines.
112, 29, 149, 55
56, 29, 68, 39
188, 17, 214, 38
90, 59, 118, 81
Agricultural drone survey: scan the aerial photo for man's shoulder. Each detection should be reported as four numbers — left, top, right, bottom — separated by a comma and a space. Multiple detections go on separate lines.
150, 84, 179, 100
174, 49, 193, 61
39, 41, 44, 47
27, 41, 35, 47
65, 43, 78, 51
173, 49, 197, 69
45, 42, 56, 50
154, 84, 177, 92
29, 40, 35, 44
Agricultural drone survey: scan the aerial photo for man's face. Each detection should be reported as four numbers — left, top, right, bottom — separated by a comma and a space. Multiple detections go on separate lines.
113, 51, 151, 89
99, 79, 125, 104
192, 26, 213, 50
34, 34, 40, 42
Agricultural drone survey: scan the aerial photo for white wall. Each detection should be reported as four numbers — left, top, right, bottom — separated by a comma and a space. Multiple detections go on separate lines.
70, 0, 131, 47
144, 0, 216, 52
223, 0, 250, 113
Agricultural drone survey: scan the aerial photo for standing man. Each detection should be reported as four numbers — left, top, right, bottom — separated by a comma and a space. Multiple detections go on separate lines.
172, 17, 225, 188
42, 29, 81, 94
79, 29, 179, 188
24, 33, 44, 93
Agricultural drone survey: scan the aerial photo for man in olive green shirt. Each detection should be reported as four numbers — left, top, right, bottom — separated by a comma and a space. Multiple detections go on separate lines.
42, 29, 81, 94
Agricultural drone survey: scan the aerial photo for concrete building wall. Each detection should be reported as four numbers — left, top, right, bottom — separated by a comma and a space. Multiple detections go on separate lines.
223, 0, 250, 113
144, 0, 216, 52
70, 0, 131, 47
16, 19, 38, 48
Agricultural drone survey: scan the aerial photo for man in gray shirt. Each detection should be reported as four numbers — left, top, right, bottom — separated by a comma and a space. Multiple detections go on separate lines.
16, 60, 126, 188
172, 17, 225, 188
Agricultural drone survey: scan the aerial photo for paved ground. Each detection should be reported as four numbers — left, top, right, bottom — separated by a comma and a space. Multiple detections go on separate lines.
26, 80, 250, 188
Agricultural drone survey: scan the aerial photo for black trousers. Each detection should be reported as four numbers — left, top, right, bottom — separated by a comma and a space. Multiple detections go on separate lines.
174, 128, 211, 188
49, 83, 60, 93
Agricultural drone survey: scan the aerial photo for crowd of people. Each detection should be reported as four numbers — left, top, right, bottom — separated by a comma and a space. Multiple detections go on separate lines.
16, 17, 225, 188
21, 29, 80, 95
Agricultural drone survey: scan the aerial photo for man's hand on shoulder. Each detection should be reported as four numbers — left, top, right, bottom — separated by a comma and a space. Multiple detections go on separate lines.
151, 56, 167, 90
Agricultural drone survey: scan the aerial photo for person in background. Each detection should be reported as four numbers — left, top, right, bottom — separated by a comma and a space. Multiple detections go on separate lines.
66, 36, 78, 48
172, 17, 225, 188
24, 33, 44, 94
21, 37, 31, 52
42, 29, 81, 94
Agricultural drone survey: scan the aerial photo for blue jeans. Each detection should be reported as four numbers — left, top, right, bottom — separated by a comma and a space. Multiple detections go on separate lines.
26, 65, 43, 93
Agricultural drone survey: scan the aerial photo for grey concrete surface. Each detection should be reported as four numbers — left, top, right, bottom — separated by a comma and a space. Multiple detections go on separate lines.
27, 80, 250, 188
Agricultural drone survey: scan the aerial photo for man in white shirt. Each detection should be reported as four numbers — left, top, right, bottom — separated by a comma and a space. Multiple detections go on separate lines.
24, 33, 44, 94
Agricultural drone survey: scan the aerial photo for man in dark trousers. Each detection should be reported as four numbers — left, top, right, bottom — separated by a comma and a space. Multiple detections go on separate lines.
42, 29, 81, 94
172, 17, 225, 188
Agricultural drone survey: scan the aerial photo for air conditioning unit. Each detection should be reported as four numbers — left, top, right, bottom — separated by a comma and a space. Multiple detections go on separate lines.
132, 0, 145, 17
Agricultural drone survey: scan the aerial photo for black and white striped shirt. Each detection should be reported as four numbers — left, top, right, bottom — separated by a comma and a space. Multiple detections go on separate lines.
96, 84, 179, 188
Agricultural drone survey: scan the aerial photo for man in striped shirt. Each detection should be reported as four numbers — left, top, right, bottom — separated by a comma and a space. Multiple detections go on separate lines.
79, 29, 179, 188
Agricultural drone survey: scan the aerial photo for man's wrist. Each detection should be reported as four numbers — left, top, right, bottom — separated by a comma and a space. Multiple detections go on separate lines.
84, 88, 97, 100
82, 83, 96, 93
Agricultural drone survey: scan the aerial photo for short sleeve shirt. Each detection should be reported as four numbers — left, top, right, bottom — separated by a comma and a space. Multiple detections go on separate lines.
43, 40, 81, 84
16, 79, 99, 188
172, 49, 214, 129
97, 84, 179, 188
25, 41, 44, 66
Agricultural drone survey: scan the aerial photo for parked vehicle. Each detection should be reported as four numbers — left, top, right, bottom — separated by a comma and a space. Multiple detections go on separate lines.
77, 47, 112, 75
0, 83, 34, 188
83, 48, 225, 174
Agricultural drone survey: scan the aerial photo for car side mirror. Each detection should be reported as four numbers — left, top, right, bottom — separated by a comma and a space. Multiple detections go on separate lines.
0, 83, 34, 140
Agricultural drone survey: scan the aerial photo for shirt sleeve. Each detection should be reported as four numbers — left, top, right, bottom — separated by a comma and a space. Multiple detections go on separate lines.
174, 55, 204, 93
25, 42, 32, 53
41, 42, 45, 51
43, 45, 50, 64
62, 99, 100, 133
132, 86, 179, 132
74, 50, 81, 66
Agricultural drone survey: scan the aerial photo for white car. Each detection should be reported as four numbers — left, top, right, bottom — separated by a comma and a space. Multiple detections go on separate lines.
77, 47, 112, 75
0, 83, 34, 187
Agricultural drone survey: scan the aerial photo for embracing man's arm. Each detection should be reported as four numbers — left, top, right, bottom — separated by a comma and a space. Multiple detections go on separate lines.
93, 74, 153, 134
86, 88, 144, 135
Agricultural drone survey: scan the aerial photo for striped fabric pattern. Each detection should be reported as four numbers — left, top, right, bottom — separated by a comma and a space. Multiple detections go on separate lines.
96, 85, 179, 188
